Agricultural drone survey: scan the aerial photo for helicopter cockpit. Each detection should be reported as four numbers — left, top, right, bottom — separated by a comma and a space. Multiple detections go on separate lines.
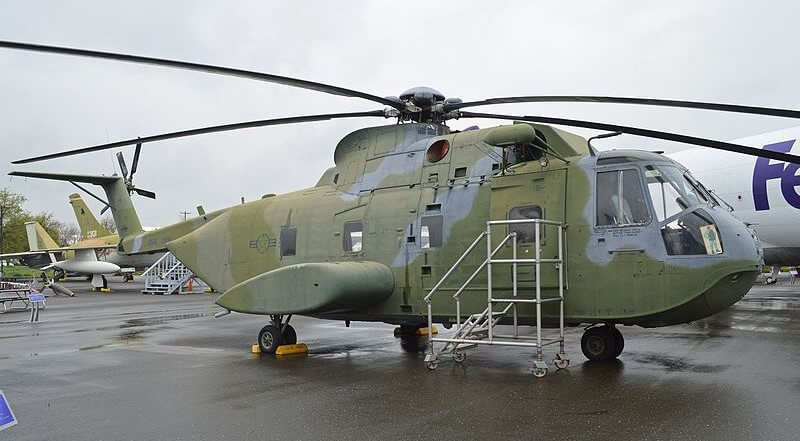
642, 164, 724, 256
594, 151, 729, 258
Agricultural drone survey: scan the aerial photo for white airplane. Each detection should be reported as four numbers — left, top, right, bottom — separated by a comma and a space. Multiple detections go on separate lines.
669, 125, 800, 283
0, 194, 162, 289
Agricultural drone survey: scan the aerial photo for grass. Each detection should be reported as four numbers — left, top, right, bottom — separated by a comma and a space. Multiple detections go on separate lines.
1, 265, 43, 278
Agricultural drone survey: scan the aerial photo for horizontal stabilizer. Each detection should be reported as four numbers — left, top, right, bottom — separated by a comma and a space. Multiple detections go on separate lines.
215, 261, 395, 315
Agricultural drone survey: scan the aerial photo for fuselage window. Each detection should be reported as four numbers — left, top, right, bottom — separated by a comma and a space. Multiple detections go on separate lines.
343, 221, 363, 253
508, 205, 543, 243
596, 169, 650, 226
280, 228, 297, 257
420, 215, 444, 248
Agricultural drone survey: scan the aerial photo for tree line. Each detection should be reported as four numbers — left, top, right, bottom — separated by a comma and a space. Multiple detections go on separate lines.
0, 188, 116, 254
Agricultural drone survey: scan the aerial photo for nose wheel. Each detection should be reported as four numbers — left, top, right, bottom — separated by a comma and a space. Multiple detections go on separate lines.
581, 325, 624, 361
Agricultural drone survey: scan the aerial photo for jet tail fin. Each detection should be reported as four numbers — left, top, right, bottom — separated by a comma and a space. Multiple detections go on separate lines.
10, 171, 144, 238
25, 221, 60, 251
69, 193, 113, 239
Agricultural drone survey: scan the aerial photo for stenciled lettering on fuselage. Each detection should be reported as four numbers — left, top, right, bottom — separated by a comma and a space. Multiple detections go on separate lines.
753, 139, 800, 211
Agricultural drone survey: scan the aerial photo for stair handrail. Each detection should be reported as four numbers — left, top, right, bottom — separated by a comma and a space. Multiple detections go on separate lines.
142, 252, 173, 277
162, 260, 184, 279
423, 231, 487, 303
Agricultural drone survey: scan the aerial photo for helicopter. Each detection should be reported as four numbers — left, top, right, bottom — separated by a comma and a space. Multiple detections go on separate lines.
4, 40, 800, 377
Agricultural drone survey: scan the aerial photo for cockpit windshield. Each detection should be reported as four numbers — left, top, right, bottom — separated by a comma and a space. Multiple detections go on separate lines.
644, 165, 709, 222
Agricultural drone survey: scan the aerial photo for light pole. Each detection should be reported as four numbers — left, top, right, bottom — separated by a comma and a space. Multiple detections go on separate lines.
0, 205, 7, 278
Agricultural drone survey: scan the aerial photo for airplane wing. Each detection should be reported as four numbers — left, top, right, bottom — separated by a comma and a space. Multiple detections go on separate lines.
67, 244, 118, 251
0, 250, 50, 259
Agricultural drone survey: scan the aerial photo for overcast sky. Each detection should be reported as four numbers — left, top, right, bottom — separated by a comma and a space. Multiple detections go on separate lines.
1, 1, 799, 227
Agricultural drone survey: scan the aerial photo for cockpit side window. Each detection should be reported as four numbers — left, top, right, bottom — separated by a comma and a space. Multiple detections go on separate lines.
645, 165, 709, 222
596, 169, 650, 227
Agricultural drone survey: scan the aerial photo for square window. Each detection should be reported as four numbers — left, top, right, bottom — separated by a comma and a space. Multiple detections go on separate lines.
343, 221, 363, 252
509, 205, 542, 244
597, 169, 650, 226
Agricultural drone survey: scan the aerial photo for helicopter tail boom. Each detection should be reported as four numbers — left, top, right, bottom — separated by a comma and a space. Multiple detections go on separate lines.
9, 171, 144, 238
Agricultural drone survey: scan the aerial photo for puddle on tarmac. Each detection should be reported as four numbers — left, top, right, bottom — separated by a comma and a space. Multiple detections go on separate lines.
118, 312, 207, 328
736, 296, 800, 311
311, 343, 378, 359
632, 352, 728, 373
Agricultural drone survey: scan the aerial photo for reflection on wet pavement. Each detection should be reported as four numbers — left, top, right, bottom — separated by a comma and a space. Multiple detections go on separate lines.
0, 280, 798, 440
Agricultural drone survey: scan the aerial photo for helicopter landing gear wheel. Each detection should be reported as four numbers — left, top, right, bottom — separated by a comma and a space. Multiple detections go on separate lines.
610, 326, 624, 359
281, 324, 297, 345
532, 360, 548, 378
453, 351, 466, 363
257, 325, 282, 354
553, 352, 570, 369
581, 326, 616, 361
258, 315, 295, 354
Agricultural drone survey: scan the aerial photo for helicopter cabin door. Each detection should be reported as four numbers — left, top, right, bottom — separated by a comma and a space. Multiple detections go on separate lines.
489, 168, 567, 295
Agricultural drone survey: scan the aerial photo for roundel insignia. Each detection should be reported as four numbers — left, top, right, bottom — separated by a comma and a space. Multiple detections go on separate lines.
249, 233, 276, 254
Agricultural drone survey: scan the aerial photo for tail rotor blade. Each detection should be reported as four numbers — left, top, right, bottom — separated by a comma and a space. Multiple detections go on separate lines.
130, 141, 142, 179
116, 151, 129, 180
133, 188, 156, 199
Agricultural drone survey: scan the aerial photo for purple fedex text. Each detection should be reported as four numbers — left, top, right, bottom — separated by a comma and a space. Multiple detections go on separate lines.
753, 139, 800, 211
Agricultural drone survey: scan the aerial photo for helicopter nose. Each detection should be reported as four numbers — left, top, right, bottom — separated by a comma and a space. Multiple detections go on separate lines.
701, 270, 758, 316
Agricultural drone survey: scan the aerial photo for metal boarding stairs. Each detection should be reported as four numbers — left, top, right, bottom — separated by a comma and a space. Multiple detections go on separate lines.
142, 252, 206, 295
424, 218, 568, 378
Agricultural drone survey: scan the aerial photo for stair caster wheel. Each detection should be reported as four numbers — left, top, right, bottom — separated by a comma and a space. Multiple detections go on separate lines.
532, 360, 548, 378
424, 354, 440, 370
553, 353, 570, 370
453, 351, 466, 363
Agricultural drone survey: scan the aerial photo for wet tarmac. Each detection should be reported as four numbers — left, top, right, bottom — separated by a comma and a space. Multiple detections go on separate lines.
1, 278, 799, 440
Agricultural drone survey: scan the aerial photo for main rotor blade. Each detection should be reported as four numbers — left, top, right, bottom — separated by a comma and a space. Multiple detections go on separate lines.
448, 96, 800, 119
116, 151, 129, 180
459, 111, 800, 164
13, 110, 387, 164
129, 142, 142, 179
0, 41, 402, 109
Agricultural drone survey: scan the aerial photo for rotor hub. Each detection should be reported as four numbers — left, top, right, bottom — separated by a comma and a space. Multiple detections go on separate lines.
385, 87, 462, 123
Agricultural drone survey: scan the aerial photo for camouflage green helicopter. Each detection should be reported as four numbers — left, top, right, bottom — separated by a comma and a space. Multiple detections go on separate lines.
6, 41, 800, 377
